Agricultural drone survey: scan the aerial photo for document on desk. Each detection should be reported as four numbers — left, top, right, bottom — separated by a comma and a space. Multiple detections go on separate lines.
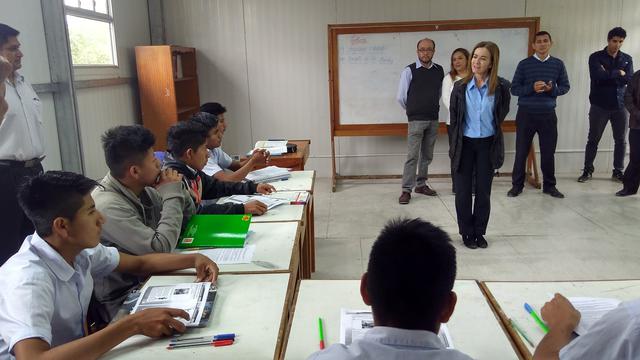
246, 166, 291, 182
132, 282, 212, 327
569, 297, 621, 335
183, 244, 257, 265
252, 140, 288, 155
339, 309, 454, 348
265, 191, 310, 204
219, 194, 289, 210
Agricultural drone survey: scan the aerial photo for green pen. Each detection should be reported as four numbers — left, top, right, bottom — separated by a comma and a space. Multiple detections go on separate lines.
318, 317, 326, 350
510, 318, 535, 347
524, 303, 549, 333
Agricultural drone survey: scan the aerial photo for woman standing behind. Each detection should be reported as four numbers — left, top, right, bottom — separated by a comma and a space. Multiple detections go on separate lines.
443, 48, 470, 192
449, 42, 511, 249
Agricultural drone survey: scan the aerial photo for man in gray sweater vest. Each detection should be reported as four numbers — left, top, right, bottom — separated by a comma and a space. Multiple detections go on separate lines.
396, 38, 445, 204
92, 125, 190, 322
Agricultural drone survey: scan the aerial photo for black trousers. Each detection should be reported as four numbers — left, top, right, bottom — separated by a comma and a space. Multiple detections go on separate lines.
623, 129, 640, 194
0, 163, 43, 265
584, 105, 628, 172
512, 110, 558, 190
454, 136, 494, 236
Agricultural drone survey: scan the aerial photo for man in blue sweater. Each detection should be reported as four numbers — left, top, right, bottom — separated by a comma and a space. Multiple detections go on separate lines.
508, 31, 570, 198
578, 27, 633, 183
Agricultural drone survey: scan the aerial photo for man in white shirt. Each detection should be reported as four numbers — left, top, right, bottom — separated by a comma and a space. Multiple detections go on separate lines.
533, 293, 640, 360
0, 171, 219, 360
307, 218, 472, 360
199, 102, 268, 180
0, 24, 45, 264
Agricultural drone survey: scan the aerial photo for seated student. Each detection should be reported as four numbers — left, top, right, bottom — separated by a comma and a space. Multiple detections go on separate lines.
533, 293, 639, 360
91, 125, 191, 322
164, 117, 274, 215
308, 218, 472, 360
199, 102, 268, 181
0, 171, 218, 360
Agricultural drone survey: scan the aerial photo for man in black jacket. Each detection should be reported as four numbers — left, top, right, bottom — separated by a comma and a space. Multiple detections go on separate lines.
578, 27, 633, 183
164, 118, 274, 216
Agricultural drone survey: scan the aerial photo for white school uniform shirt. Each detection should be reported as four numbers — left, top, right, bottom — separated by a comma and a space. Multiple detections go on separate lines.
441, 74, 463, 125
559, 299, 640, 360
202, 147, 234, 176
307, 326, 473, 360
0, 73, 45, 161
0, 233, 119, 359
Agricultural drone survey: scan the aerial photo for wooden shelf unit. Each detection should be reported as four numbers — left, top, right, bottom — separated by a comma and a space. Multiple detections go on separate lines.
135, 45, 200, 150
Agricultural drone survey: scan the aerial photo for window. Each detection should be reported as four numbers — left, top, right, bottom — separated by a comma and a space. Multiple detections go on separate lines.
64, 0, 117, 66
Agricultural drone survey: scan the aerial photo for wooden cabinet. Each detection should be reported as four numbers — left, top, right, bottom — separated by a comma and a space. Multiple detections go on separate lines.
135, 45, 200, 150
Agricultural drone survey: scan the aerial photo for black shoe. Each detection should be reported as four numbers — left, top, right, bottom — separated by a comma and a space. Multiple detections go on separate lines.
577, 170, 592, 183
462, 235, 477, 249
616, 189, 636, 197
612, 170, 624, 183
543, 187, 565, 198
475, 235, 488, 248
507, 187, 523, 197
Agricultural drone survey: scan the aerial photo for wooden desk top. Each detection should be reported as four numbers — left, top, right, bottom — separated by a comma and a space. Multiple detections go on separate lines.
283, 280, 517, 360
249, 140, 311, 171
102, 274, 290, 360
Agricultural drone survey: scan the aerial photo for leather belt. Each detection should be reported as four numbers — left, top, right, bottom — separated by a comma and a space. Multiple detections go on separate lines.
0, 156, 44, 168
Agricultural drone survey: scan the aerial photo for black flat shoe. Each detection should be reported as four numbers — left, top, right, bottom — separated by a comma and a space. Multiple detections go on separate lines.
616, 189, 636, 197
475, 235, 488, 248
543, 187, 565, 198
462, 234, 477, 249
507, 187, 523, 197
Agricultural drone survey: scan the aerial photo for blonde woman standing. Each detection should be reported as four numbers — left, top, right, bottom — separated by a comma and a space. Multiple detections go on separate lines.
449, 42, 511, 249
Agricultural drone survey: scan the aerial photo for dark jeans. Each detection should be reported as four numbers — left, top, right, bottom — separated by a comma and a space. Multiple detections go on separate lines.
454, 136, 494, 236
584, 105, 628, 172
0, 163, 43, 265
512, 110, 558, 190
623, 129, 640, 193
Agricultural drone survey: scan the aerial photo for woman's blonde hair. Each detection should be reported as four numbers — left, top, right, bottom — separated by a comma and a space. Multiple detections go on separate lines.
462, 41, 500, 94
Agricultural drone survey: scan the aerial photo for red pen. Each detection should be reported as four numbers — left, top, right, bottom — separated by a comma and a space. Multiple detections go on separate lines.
167, 339, 234, 350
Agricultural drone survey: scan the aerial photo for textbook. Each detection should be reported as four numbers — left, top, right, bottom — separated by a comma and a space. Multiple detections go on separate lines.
218, 194, 289, 210
177, 214, 252, 249
131, 282, 217, 328
246, 165, 291, 183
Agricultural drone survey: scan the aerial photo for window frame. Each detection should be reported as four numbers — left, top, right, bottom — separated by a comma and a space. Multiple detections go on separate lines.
64, 0, 119, 68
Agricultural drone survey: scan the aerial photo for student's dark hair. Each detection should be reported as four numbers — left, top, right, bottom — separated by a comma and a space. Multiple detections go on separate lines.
608, 27, 626, 40
18, 171, 99, 237
0, 23, 19, 48
366, 218, 456, 330
101, 125, 156, 178
190, 112, 219, 131
534, 31, 552, 42
200, 102, 227, 116
167, 120, 208, 157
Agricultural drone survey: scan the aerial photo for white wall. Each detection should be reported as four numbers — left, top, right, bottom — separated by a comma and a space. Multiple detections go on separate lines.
163, 0, 640, 178
74, 0, 151, 179
0, 0, 62, 170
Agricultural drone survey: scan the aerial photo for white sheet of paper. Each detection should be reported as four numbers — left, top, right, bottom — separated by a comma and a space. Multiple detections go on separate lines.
569, 297, 621, 335
245, 166, 291, 182
132, 282, 211, 327
339, 309, 454, 348
184, 245, 257, 265
265, 191, 310, 204
219, 194, 289, 210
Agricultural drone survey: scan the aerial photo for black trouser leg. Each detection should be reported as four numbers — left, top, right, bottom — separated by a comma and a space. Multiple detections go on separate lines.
455, 138, 476, 236
0, 164, 43, 265
623, 129, 640, 193
512, 110, 537, 189
538, 112, 558, 189
584, 105, 609, 173
472, 138, 494, 236
610, 109, 629, 172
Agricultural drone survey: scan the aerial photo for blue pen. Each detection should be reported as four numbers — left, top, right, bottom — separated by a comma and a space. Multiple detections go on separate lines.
524, 303, 549, 333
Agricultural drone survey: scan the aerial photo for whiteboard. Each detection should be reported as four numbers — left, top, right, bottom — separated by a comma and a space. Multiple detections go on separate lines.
337, 28, 530, 125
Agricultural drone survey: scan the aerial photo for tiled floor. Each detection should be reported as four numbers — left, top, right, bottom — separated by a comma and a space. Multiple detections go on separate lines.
311, 174, 640, 281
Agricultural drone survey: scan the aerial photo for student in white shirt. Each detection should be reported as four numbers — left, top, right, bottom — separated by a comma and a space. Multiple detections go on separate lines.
199, 102, 269, 181
0, 171, 219, 360
533, 293, 640, 360
442, 48, 470, 193
308, 218, 472, 360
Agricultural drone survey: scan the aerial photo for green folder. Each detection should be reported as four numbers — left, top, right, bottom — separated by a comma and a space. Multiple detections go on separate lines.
177, 214, 252, 249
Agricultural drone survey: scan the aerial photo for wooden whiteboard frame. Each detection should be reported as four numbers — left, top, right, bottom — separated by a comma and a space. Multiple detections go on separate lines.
328, 17, 540, 191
